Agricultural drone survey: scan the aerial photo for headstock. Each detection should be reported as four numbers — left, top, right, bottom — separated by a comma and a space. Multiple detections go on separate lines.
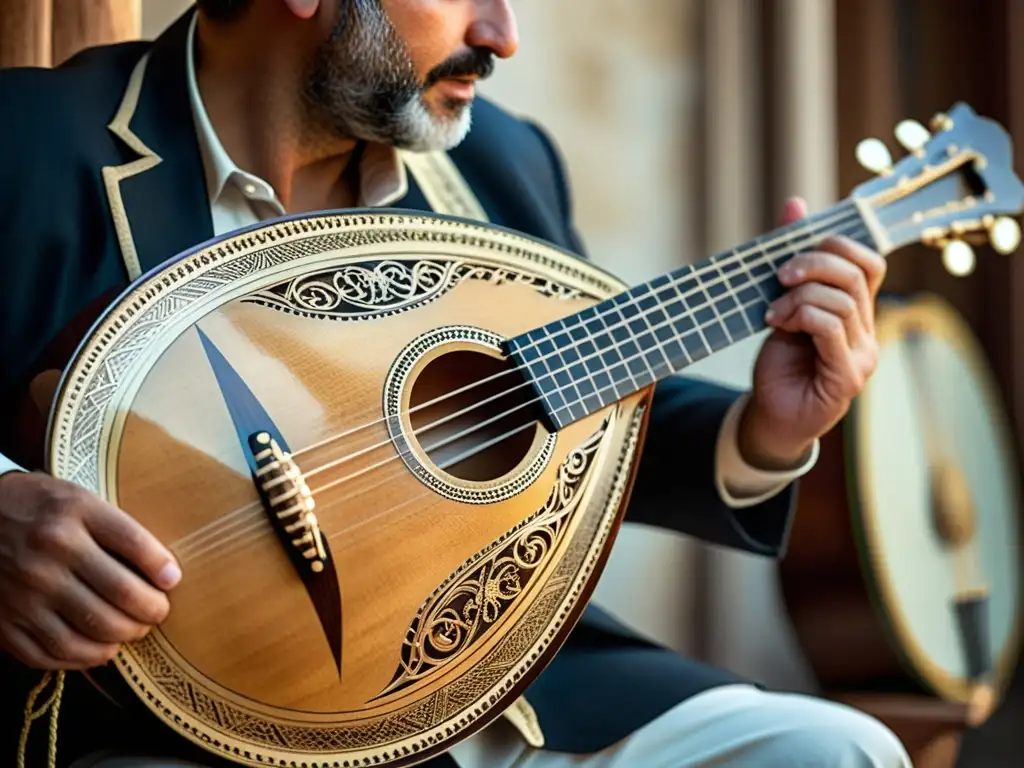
851, 102, 1024, 276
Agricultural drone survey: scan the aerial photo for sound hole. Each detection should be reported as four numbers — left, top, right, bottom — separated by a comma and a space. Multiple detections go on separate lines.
407, 349, 547, 482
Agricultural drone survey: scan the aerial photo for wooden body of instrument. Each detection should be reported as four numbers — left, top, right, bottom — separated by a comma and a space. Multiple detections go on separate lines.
780, 294, 1024, 720
48, 213, 652, 766
41, 103, 1024, 765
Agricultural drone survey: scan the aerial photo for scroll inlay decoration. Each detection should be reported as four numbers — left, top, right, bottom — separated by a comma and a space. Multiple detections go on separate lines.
375, 416, 612, 699
244, 259, 584, 321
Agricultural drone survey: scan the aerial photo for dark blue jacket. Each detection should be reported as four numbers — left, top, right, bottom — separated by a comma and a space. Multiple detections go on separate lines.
0, 9, 796, 766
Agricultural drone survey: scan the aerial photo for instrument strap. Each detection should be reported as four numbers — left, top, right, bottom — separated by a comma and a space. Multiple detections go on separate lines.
399, 149, 490, 223
398, 149, 548, 749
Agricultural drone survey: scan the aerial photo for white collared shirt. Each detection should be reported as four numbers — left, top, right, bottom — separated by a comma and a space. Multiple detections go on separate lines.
186, 19, 408, 230
0, 18, 819, 508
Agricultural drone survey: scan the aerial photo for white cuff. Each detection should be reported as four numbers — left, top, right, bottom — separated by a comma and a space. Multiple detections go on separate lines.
0, 452, 27, 479
715, 393, 819, 509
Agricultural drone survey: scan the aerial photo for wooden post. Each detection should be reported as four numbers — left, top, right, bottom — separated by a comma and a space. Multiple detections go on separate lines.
896, 0, 1024, 459
765, 0, 839, 216
0, 0, 52, 68
51, 0, 140, 66
833, 0, 909, 287
994, 0, 1024, 448
0, 0, 140, 69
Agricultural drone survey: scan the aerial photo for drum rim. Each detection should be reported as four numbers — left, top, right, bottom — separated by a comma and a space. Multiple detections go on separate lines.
846, 292, 1024, 702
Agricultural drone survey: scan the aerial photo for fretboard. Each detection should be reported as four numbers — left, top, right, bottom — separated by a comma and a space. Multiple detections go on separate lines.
505, 199, 875, 430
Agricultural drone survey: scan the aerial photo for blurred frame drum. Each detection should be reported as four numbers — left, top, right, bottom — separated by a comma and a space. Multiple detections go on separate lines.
781, 293, 1023, 714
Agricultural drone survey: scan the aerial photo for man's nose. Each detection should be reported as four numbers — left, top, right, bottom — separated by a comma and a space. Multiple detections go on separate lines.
467, 0, 519, 59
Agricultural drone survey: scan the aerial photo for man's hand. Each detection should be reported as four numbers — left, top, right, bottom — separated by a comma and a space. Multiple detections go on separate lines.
0, 471, 181, 670
739, 196, 886, 469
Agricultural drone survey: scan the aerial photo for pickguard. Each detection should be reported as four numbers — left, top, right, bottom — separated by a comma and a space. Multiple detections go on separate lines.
196, 327, 344, 675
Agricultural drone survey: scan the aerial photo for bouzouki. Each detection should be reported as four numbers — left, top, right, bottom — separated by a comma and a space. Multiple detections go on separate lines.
35, 103, 1024, 766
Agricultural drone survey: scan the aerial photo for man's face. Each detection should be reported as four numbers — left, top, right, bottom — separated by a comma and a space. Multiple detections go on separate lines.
303, 0, 518, 152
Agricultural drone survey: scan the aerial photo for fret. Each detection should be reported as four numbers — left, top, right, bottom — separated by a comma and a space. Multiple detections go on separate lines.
587, 301, 641, 404
734, 248, 772, 296
650, 277, 696, 368
667, 267, 721, 357
707, 252, 756, 338
693, 261, 736, 345
597, 297, 645, 391
584, 307, 631, 404
548, 300, 650, 429
611, 286, 673, 380
729, 248, 774, 331
551, 318, 586, 412
560, 315, 605, 416
635, 276, 684, 371
506, 327, 559, 416
546, 319, 587, 423
673, 312, 711, 365
504, 199, 867, 431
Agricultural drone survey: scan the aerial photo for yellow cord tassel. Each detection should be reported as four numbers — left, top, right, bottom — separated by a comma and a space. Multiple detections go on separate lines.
16, 670, 65, 768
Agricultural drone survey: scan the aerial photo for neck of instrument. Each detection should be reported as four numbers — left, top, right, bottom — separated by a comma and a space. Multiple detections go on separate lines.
505, 198, 876, 430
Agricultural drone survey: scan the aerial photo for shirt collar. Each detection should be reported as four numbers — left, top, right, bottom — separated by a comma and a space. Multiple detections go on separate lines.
185, 14, 408, 210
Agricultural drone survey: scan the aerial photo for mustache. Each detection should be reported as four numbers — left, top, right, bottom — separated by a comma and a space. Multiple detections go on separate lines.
425, 47, 495, 87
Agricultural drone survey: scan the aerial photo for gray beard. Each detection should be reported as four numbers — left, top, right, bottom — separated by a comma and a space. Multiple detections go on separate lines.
302, 0, 474, 152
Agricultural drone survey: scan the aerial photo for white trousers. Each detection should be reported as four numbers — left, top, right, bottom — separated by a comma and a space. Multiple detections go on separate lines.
74, 684, 913, 768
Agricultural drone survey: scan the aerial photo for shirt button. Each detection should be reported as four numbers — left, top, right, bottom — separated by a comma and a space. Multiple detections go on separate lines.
243, 183, 258, 196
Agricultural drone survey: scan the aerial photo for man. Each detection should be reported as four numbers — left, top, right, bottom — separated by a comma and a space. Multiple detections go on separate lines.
0, 1, 910, 766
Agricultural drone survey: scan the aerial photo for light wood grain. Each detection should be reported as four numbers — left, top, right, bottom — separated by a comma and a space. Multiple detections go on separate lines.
0, 0, 51, 67
52, 0, 140, 65
115, 277, 617, 712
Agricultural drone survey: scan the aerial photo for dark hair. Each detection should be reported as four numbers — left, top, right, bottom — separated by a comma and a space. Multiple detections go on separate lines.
196, 0, 254, 22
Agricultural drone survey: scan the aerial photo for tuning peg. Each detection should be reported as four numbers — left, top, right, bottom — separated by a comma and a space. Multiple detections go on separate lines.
855, 138, 893, 175
895, 120, 931, 154
988, 216, 1021, 254
942, 240, 976, 277
930, 112, 954, 132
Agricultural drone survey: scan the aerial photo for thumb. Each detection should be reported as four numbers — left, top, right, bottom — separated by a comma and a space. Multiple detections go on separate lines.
779, 196, 808, 225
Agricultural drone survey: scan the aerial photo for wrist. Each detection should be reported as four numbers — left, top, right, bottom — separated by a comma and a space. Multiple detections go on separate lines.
737, 399, 815, 471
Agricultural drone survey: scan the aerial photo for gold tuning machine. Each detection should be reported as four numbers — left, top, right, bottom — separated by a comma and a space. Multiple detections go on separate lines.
930, 112, 954, 132
988, 216, 1022, 254
855, 138, 893, 175
895, 120, 931, 155
942, 239, 976, 277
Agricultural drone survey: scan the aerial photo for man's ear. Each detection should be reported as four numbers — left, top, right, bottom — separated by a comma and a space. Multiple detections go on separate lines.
282, 0, 320, 20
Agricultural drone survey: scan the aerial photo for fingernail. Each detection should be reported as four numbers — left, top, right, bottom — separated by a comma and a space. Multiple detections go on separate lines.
765, 308, 777, 323
158, 561, 182, 589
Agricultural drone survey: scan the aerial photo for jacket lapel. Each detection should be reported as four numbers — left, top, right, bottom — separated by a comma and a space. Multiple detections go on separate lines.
393, 175, 432, 213
102, 7, 496, 283
102, 9, 213, 282
397, 150, 490, 222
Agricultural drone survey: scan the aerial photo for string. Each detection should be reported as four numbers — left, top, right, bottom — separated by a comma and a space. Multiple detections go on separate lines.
230, 202, 863, 468
177, 419, 539, 566
174, 219, 870, 566
171, 211, 867, 559
170, 206, 864, 552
